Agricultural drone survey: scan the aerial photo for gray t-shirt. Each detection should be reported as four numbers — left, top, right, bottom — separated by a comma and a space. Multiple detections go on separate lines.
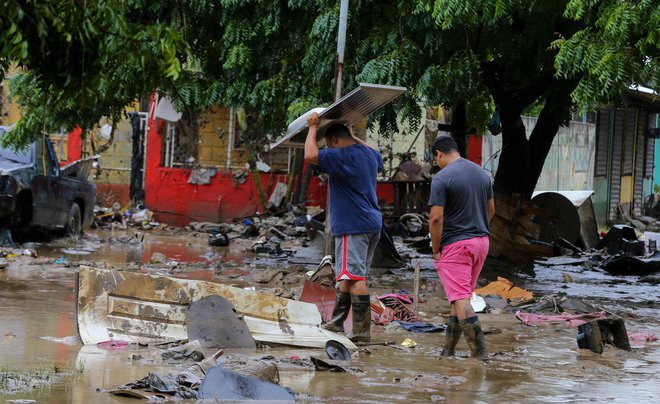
428, 158, 493, 247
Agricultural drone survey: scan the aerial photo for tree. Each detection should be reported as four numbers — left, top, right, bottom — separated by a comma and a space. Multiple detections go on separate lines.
1, 0, 187, 147
2, 0, 658, 202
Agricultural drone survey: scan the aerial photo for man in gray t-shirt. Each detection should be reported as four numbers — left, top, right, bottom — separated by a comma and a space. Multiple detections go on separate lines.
428, 136, 495, 360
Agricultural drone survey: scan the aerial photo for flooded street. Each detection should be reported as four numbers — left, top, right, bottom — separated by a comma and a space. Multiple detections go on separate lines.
1, 229, 659, 403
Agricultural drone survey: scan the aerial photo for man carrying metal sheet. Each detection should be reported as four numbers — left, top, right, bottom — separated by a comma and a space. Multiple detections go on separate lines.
428, 136, 495, 360
304, 112, 383, 342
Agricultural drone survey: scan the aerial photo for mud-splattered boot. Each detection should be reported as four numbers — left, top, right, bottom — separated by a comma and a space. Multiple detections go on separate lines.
347, 295, 371, 342
460, 316, 489, 361
323, 291, 351, 333
441, 315, 462, 357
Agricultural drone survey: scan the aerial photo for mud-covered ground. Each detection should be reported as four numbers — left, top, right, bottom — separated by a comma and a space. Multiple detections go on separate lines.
0, 229, 658, 403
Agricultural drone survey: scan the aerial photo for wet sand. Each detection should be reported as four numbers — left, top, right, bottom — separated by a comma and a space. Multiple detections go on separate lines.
1, 230, 658, 402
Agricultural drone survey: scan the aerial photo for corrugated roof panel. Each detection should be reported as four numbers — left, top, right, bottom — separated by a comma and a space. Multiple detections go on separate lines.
269, 83, 406, 149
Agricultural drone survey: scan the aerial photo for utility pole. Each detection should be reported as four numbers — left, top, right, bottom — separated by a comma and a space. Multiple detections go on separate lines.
324, 0, 349, 256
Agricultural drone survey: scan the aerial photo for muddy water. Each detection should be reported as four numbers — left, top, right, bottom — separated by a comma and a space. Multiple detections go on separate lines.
1, 232, 659, 402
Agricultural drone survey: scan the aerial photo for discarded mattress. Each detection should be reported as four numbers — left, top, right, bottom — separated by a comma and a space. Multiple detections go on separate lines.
76, 266, 357, 350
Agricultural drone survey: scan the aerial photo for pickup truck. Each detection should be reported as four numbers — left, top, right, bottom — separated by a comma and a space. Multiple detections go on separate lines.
0, 127, 96, 235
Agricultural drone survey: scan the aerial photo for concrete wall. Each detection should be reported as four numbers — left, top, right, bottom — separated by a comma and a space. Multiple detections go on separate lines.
482, 116, 596, 192
0, 69, 22, 126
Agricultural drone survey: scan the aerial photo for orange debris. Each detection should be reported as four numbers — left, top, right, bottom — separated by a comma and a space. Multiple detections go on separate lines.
474, 276, 533, 302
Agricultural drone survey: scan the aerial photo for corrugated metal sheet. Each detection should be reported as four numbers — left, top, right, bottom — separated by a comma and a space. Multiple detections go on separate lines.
610, 108, 624, 220
634, 109, 648, 216
269, 83, 406, 149
645, 111, 655, 178
623, 108, 636, 175
595, 109, 610, 177
77, 266, 358, 350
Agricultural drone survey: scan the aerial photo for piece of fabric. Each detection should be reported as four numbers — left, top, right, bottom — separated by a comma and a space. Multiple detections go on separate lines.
428, 158, 493, 247
317, 144, 383, 236
474, 276, 533, 302
188, 167, 217, 185
434, 236, 489, 303
373, 295, 425, 325
515, 311, 608, 327
395, 321, 444, 333
334, 232, 380, 281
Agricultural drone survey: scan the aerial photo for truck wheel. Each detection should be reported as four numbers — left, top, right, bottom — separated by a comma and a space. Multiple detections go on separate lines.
65, 203, 82, 236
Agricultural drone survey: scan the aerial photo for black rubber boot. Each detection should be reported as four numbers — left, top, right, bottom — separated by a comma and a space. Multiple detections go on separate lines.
441, 315, 462, 357
323, 290, 351, 333
460, 316, 489, 361
347, 295, 371, 342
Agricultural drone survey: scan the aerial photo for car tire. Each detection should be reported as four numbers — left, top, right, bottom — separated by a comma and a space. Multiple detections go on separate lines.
65, 203, 82, 236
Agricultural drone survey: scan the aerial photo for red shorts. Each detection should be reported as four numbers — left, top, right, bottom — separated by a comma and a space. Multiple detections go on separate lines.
433, 236, 489, 303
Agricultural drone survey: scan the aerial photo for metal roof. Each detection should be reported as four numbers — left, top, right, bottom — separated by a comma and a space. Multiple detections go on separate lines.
269, 83, 406, 149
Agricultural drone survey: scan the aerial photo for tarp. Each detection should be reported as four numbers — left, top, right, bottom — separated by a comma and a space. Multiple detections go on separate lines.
474, 276, 533, 302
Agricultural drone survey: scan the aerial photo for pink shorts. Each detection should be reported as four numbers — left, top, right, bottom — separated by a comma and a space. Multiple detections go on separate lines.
433, 236, 489, 303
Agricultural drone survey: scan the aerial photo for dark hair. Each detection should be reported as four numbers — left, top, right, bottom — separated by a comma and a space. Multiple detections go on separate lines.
431, 136, 459, 156
324, 123, 351, 140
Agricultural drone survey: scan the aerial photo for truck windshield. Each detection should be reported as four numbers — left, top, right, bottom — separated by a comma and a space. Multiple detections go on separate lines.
0, 128, 32, 164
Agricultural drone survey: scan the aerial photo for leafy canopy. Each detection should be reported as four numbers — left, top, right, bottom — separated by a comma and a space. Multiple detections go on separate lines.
1, 0, 657, 150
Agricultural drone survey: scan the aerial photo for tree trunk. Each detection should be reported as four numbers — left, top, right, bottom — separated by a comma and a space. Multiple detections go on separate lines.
492, 81, 576, 199
492, 103, 529, 197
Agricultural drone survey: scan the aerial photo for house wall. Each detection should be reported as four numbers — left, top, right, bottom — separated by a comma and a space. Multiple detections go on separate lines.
0, 68, 21, 126
143, 97, 399, 225
592, 106, 657, 225
482, 116, 596, 191
145, 101, 293, 225
2, 70, 139, 207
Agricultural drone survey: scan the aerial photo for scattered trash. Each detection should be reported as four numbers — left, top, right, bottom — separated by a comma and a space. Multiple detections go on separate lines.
628, 332, 658, 348
96, 340, 129, 350
597, 224, 638, 255
373, 294, 425, 325
161, 340, 205, 362
198, 366, 294, 401
518, 293, 596, 314
325, 340, 351, 362
599, 251, 660, 276
149, 252, 167, 264
266, 182, 287, 209
576, 318, 630, 354
208, 232, 229, 247
185, 295, 256, 349
394, 321, 444, 333
22, 249, 37, 257
470, 292, 487, 312
54, 258, 66, 265
401, 338, 418, 348
131, 209, 153, 223
310, 356, 361, 373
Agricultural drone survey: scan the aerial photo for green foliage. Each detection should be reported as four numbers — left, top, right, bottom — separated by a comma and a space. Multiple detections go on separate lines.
556, 0, 659, 107
1, 0, 657, 153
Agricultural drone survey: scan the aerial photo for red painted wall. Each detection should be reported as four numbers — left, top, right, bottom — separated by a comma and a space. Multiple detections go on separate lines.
144, 95, 394, 226
467, 134, 483, 166
67, 126, 83, 161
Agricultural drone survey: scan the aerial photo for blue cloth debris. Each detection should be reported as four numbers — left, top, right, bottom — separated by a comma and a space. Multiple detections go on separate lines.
395, 321, 444, 333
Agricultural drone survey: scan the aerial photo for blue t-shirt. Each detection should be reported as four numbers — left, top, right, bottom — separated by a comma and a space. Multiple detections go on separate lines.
428, 158, 493, 247
317, 144, 383, 236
